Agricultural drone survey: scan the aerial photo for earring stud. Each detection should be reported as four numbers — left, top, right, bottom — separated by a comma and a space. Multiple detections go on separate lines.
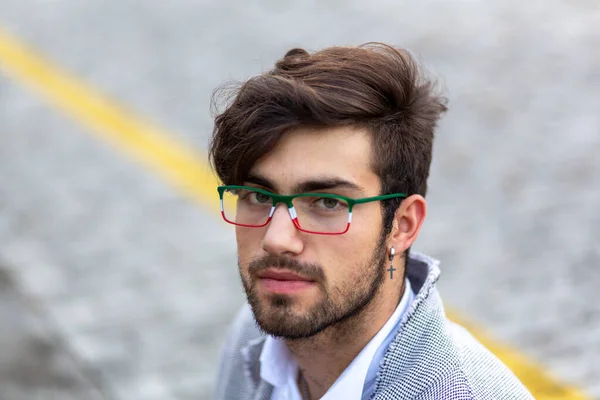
388, 247, 396, 279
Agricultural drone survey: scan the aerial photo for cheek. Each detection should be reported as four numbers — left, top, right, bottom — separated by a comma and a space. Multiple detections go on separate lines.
235, 227, 264, 266
320, 229, 381, 287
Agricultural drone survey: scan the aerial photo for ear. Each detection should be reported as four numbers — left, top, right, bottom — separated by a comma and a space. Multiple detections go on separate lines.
388, 194, 427, 252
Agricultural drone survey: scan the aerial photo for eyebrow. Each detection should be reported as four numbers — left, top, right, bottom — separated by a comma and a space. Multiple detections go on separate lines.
245, 173, 364, 194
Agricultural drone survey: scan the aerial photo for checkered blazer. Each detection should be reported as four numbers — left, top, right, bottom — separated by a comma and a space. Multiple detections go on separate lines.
214, 251, 534, 399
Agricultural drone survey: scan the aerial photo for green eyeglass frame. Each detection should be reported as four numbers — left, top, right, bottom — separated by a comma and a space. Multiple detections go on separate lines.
217, 185, 407, 235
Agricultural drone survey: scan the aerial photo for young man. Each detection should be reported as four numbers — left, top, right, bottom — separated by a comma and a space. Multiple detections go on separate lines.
210, 43, 532, 400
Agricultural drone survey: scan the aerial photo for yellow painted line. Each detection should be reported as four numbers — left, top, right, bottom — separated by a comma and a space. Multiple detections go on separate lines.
0, 27, 591, 400
0, 27, 221, 213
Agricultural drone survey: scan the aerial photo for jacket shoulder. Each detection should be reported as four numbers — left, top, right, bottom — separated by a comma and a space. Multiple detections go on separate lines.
409, 321, 534, 400
447, 321, 534, 399
377, 320, 534, 400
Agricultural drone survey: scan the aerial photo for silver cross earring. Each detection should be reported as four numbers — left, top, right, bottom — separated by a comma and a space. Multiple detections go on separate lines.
388, 247, 396, 279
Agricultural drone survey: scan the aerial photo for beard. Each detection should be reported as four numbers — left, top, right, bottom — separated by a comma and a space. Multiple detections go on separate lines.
239, 236, 387, 340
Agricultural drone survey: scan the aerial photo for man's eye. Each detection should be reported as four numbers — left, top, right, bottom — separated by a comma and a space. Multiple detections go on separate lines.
250, 192, 271, 204
322, 198, 339, 209
315, 197, 346, 210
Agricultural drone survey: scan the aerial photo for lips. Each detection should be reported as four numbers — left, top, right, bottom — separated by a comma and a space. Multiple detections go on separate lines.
258, 269, 313, 282
257, 269, 316, 294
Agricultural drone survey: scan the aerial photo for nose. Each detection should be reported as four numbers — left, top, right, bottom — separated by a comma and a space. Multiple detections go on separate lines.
261, 204, 304, 256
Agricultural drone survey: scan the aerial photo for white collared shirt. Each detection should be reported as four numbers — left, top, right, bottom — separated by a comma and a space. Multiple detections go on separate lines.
259, 278, 415, 400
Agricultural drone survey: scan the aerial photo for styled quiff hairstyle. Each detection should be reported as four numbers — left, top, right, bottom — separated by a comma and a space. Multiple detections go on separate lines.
209, 43, 447, 235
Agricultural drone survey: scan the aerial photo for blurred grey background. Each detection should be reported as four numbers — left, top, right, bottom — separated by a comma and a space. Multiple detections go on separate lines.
0, 0, 599, 399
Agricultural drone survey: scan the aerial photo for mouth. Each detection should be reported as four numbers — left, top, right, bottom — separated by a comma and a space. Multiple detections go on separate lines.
257, 269, 316, 294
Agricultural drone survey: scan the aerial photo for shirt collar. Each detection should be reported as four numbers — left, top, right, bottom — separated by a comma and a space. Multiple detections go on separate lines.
259, 333, 298, 388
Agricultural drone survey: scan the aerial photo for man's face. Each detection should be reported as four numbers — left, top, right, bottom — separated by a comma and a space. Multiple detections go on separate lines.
236, 126, 388, 339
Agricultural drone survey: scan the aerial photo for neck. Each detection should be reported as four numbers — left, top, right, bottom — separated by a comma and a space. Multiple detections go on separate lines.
287, 278, 406, 399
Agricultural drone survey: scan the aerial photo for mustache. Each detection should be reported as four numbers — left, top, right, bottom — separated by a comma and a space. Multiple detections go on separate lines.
248, 254, 326, 282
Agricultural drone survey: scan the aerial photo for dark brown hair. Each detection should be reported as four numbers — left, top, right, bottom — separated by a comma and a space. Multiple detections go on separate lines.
209, 42, 447, 235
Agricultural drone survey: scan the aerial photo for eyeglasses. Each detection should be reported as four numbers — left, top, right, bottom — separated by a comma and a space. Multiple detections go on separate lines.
217, 185, 407, 235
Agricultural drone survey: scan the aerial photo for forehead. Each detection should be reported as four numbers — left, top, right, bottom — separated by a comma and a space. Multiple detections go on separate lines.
249, 126, 379, 194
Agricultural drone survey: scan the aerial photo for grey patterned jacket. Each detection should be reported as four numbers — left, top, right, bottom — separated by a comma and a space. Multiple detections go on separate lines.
214, 251, 534, 399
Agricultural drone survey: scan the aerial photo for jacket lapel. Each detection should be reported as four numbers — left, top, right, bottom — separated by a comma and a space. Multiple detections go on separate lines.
372, 252, 447, 398
252, 380, 274, 400
241, 336, 274, 399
